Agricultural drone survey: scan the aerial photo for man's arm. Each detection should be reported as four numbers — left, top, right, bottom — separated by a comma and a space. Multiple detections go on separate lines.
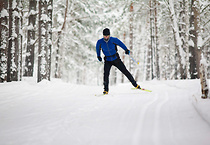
114, 37, 128, 51
96, 40, 101, 56
96, 40, 102, 61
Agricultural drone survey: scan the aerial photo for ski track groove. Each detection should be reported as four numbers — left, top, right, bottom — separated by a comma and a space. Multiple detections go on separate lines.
132, 92, 172, 145
153, 92, 169, 145
132, 93, 159, 145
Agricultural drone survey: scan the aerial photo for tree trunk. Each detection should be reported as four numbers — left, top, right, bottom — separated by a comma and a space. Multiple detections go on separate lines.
55, 0, 68, 78
200, 59, 209, 99
168, 0, 185, 79
179, 0, 190, 79
37, 0, 49, 82
37, 0, 52, 82
146, 43, 152, 80
0, 0, 8, 82
7, 0, 20, 82
189, 0, 202, 79
154, 0, 160, 80
150, 0, 155, 80
14, 0, 20, 81
121, 32, 126, 83
206, 42, 210, 79
18, 0, 23, 81
55, 32, 61, 78
149, 0, 160, 80
7, 0, 13, 82
129, 2, 133, 72
146, 0, 153, 80
193, 0, 202, 78
24, 0, 37, 77
47, 0, 53, 81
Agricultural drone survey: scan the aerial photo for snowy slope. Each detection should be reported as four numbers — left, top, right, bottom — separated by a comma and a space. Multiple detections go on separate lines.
0, 79, 210, 145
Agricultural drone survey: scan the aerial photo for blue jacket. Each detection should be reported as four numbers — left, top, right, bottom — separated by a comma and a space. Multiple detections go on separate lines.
96, 37, 128, 61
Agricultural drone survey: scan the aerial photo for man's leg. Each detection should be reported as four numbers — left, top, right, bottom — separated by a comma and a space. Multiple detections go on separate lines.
114, 58, 138, 87
104, 61, 112, 92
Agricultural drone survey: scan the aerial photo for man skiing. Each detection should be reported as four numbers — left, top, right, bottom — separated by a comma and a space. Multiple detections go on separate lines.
96, 28, 141, 94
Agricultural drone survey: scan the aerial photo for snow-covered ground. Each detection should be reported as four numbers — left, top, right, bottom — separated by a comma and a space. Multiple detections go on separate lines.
0, 78, 210, 145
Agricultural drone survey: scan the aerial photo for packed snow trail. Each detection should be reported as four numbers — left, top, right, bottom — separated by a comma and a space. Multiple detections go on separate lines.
0, 79, 210, 145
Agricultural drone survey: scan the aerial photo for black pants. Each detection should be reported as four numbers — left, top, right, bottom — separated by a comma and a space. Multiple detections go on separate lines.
103, 58, 137, 92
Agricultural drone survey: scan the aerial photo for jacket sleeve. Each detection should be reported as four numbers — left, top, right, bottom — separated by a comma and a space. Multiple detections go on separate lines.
96, 40, 101, 57
114, 38, 128, 51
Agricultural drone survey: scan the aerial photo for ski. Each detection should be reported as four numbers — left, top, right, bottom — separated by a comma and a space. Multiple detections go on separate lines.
95, 94, 109, 97
95, 93, 114, 97
132, 88, 152, 92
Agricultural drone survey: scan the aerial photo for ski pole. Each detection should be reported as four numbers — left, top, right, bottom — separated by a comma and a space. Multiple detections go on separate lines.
129, 54, 139, 65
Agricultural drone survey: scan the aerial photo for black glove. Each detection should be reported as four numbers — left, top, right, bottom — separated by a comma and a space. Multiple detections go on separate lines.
125, 49, 130, 55
97, 56, 102, 62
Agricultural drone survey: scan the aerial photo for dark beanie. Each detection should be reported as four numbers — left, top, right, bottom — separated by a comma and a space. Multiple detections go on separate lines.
103, 28, 110, 35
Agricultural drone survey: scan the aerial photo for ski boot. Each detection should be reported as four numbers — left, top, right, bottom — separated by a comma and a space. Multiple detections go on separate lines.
103, 91, 108, 95
136, 85, 141, 89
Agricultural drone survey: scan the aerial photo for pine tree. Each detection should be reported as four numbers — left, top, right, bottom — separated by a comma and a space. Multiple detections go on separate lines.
146, 0, 153, 80
46, 0, 53, 81
178, 0, 190, 79
18, 0, 23, 81
148, 0, 160, 80
0, 0, 8, 82
154, 0, 160, 80
7, 0, 22, 82
201, 2, 210, 79
24, 0, 37, 77
189, 0, 202, 79
129, 2, 134, 72
54, 0, 68, 79
53, 0, 102, 84
37, 0, 52, 82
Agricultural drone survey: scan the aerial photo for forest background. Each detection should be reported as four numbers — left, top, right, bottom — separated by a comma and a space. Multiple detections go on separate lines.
0, 0, 209, 87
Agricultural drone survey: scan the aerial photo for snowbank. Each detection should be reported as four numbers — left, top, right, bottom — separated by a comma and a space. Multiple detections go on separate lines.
191, 79, 210, 125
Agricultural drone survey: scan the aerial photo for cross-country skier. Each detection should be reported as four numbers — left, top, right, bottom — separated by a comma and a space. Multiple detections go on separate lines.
96, 28, 141, 94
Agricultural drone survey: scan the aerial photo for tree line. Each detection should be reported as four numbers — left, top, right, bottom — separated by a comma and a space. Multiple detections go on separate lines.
0, 0, 52, 83
145, 0, 209, 80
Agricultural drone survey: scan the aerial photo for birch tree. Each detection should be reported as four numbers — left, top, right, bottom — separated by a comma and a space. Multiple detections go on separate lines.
166, 0, 186, 79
